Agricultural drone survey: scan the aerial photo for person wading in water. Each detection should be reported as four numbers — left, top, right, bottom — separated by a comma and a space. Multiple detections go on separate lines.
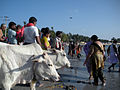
83, 35, 106, 86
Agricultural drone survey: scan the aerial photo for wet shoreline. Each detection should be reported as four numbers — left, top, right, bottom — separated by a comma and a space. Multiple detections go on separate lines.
11, 57, 120, 90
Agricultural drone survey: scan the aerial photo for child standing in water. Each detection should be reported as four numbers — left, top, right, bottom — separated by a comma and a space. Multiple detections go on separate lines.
76, 45, 82, 59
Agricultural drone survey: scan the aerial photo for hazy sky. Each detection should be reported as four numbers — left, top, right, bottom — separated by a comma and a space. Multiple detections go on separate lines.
0, 0, 120, 40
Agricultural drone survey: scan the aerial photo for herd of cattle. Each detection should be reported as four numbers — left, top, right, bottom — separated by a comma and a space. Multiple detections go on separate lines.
0, 42, 71, 90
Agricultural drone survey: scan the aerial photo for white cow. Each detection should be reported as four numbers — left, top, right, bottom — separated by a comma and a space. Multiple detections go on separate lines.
44, 49, 71, 69
0, 42, 71, 69
0, 45, 59, 90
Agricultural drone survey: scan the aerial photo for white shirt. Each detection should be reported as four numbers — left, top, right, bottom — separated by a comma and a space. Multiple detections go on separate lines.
23, 26, 39, 44
55, 37, 62, 50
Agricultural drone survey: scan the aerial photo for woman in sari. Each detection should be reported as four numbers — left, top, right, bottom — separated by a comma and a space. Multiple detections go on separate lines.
83, 35, 106, 86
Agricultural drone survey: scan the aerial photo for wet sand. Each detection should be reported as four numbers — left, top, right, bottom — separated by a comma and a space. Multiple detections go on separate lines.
3, 46, 120, 90
12, 55, 120, 90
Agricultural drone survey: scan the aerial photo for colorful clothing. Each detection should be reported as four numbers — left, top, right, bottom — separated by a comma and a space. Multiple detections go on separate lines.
89, 42, 105, 84
90, 44, 104, 69
83, 41, 92, 74
16, 26, 25, 40
20, 26, 25, 38
41, 36, 50, 50
108, 44, 119, 64
16, 30, 21, 39
84, 41, 92, 56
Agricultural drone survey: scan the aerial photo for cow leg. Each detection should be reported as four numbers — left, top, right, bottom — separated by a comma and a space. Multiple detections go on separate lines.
3, 87, 11, 90
30, 79, 37, 90
2, 84, 11, 90
2, 74, 18, 90
2, 81, 13, 90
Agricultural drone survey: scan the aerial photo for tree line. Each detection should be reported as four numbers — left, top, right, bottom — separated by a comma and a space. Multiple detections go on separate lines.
3, 26, 120, 43
50, 30, 110, 43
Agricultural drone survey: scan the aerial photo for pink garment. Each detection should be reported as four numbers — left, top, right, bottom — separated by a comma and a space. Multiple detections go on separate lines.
16, 30, 22, 39
20, 26, 25, 38
26, 23, 34, 27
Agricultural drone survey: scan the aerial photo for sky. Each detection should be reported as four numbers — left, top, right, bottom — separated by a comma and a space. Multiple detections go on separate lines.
0, 0, 120, 40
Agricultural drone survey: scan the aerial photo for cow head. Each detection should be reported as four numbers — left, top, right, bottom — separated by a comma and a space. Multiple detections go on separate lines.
45, 49, 71, 69
32, 53, 60, 81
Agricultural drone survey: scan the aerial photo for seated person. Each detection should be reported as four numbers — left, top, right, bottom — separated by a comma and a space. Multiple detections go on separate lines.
55, 31, 63, 50
8, 22, 17, 44
0, 23, 7, 42
41, 28, 51, 50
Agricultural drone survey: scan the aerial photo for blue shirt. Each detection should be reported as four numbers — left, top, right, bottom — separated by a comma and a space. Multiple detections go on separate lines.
83, 41, 92, 56
8, 29, 17, 44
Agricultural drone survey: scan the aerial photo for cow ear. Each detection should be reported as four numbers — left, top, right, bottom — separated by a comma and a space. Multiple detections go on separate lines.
31, 55, 35, 60
51, 49, 57, 54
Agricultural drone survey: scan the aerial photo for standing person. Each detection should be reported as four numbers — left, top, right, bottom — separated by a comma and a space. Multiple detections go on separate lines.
0, 23, 7, 42
41, 28, 51, 50
72, 42, 77, 58
68, 41, 73, 57
83, 35, 106, 86
107, 40, 119, 72
40, 28, 46, 39
83, 40, 93, 80
23, 17, 41, 46
76, 45, 82, 59
8, 22, 17, 44
55, 31, 63, 50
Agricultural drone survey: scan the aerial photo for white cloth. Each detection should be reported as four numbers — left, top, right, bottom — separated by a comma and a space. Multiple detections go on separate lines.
108, 44, 119, 64
23, 26, 39, 43
55, 37, 62, 50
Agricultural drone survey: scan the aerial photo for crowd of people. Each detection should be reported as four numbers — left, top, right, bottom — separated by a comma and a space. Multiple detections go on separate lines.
0, 17, 64, 51
68, 41, 82, 59
67, 35, 120, 86
0, 16, 120, 87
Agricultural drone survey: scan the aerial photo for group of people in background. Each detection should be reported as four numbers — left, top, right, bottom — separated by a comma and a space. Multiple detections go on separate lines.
1, 16, 120, 87
68, 41, 82, 59
67, 34, 120, 86
0, 17, 64, 51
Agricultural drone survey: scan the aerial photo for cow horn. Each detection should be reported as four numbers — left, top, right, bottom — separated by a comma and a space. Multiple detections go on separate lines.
51, 48, 57, 54
43, 52, 47, 55
31, 55, 35, 60
42, 52, 49, 59
42, 52, 46, 59
31, 55, 41, 62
